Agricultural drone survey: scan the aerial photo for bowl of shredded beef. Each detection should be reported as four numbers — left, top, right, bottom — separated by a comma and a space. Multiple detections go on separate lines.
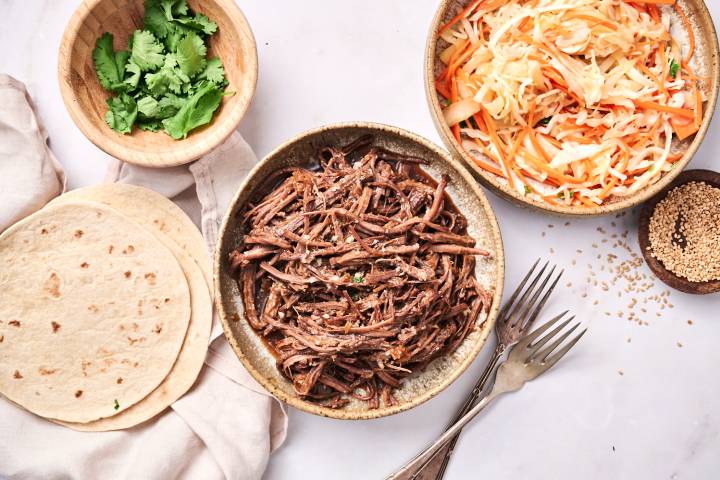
215, 122, 504, 419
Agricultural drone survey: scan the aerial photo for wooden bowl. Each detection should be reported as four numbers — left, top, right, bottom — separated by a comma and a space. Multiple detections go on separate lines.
214, 122, 505, 419
425, 0, 720, 217
58, 0, 257, 167
639, 169, 720, 295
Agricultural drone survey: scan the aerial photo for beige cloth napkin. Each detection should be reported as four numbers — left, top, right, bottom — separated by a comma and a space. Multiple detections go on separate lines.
0, 76, 287, 480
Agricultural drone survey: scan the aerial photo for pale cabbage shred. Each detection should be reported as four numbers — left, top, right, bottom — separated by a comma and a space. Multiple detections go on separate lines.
440, 0, 698, 205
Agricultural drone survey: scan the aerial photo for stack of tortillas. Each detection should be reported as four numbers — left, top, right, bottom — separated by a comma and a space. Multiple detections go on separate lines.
0, 184, 212, 431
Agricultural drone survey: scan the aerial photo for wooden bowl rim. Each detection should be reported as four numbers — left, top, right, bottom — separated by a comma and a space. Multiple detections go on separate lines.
638, 169, 720, 295
57, 0, 258, 168
213, 121, 506, 419
424, 0, 720, 217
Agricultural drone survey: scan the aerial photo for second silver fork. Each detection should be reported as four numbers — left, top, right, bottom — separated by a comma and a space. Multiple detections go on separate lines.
417, 259, 563, 480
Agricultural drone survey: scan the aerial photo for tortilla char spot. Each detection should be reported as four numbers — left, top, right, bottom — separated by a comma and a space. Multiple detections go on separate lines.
74, 229, 84, 239
9, 320, 21, 327
39, 367, 58, 376
75, 390, 83, 398
144, 272, 157, 285
87, 305, 99, 313
13, 370, 23, 379
80, 262, 89, 268
43, 273, 61, 298
132, 322, 139, 332
122, 245, 135, 255
116, 377, 123, 384
81, 360, 92, 377
164, 298, 170, 303
51, 321, 61, 333
127, 336, 146, 346
133, 362, 140, 368
108, 245, 114, 254
124, 271, 132, 279
0, 335, 4, 343
152, 323, 163, 334
137, 300, 143, 316
40, 228, 48, 234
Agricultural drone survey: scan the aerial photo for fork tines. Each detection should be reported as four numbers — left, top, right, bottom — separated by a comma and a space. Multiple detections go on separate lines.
499, 259, 564, 334
512, 311, 587, 372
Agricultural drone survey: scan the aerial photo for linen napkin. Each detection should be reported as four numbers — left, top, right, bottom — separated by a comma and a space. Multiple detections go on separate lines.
0, 75, 65, 232
0, 76, 287, 480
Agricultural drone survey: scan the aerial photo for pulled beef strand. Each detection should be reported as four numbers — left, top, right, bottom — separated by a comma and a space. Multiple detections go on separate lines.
229, 137, 493, 409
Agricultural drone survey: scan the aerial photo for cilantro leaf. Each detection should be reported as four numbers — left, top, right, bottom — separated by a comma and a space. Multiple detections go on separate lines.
144, 5, 172, 38
152, 0, 188, 20
537, 116, 552, 127
198, 57, 226, 84
137, 96, 161, 118
163, 23, 194, 53
174, 13, 218, 35
138, 120, 162, 132
105, 94, 137, 134
93, 33, 130, 92
145, 54, 190, 96
158, 93, 187, 118
162, 83, 222, 139
176, 32, 207, 77
670, 59, 680, 79
124, 61, 142, 89
352, 273, 364, 284
130, 30, 165, 71
524, 185, 533, 195
113, 399, 120, 410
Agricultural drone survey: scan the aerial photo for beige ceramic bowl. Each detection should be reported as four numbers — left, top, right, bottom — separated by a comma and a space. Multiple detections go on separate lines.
425, 0, 720, 216
214, 122, 505, 419
58, 0, 257, 167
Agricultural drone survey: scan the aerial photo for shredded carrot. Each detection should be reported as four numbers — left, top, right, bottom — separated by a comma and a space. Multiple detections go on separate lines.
634, 101, 695, 119
439, 0, 484, 34
672, 3, 695, 64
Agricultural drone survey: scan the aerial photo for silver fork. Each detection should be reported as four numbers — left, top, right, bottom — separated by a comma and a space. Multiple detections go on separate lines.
386, 311, 587, 480
417, 259, 563, 480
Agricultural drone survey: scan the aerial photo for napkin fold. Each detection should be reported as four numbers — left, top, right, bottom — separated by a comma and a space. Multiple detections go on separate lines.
0, 75, 287, 480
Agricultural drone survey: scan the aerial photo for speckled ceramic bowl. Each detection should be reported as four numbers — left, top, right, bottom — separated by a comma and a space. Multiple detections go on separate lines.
214, 122, 504, 419
425, 0, 720, 216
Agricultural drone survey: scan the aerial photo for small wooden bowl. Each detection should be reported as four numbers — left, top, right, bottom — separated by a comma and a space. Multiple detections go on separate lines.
425, 0, 720, 217
214, 122, 505, 419
639, 169, 720, 295
58, 0, 257, 167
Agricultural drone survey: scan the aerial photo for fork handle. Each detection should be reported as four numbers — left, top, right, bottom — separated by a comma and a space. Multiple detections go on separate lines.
431, 345, 505, 479
385, 389, 504, 480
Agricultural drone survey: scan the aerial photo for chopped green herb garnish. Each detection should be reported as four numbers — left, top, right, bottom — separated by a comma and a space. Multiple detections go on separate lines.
524, 185, 533, 195
459, 120, 469, 129
557, 191, 565, 199
351, 273, 364, 284
537, 117, 552, 127
670, 59, 680, 79
113, 399, 120, 410
92, 0, 227, 138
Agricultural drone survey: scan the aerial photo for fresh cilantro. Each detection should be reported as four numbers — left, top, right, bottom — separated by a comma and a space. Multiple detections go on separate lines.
92, 0, 228, 137
175, 13, 218, 35
537, 117, 552, 127
144, 5, 172, 38
557, 191, 565, 199
124, 61, 142, 89
198, 57, 226, 85
137, 96, 161, 118
351, 273, 364, 284
162, 82, 223, 139
145, 54, 189, 96
138, 120, 162, 132
669, 59, 680, 79
92, 33, 130, 92
524, 185, 533, 195
113, 399, 120, 410
130, 30, 165, 71
459, 120, 469, 129
105, 94, 137, 134
176, 32, 207, 76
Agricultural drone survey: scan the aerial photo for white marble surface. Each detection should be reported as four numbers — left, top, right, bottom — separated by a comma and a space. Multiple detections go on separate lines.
2, 1, 720, 479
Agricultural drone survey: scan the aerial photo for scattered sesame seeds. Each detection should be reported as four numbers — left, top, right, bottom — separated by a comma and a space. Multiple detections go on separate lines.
648, 182, 720, 282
